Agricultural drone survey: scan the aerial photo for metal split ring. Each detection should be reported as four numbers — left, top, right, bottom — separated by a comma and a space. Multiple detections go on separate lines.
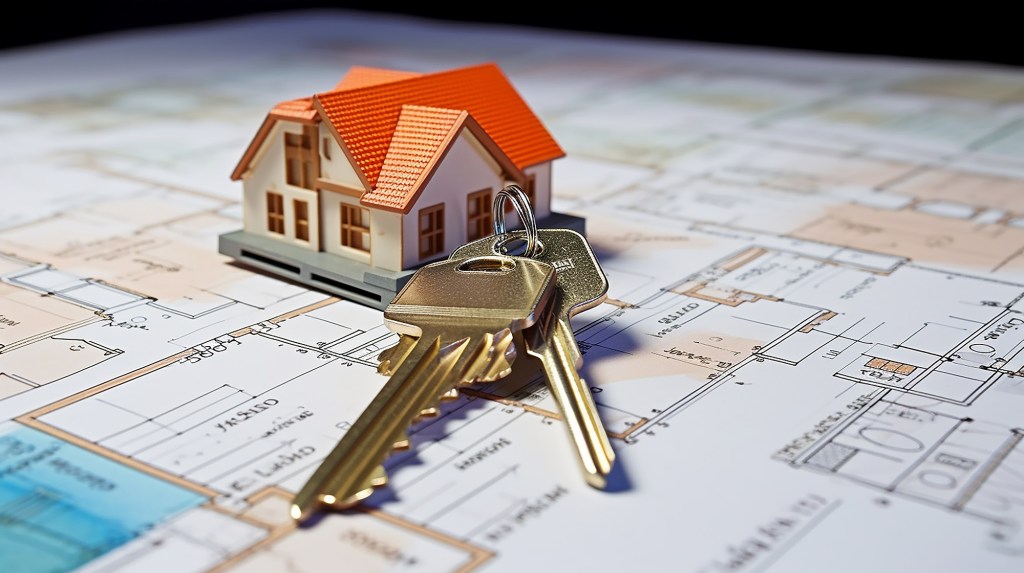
492, 184, 541, 258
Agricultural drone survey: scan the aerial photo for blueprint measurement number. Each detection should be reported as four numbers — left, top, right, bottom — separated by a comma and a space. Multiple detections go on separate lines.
178, 336, 241, 364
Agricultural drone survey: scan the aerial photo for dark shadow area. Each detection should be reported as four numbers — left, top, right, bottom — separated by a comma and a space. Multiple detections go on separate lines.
601, 445, 633, 493
3, 2, 1021, 67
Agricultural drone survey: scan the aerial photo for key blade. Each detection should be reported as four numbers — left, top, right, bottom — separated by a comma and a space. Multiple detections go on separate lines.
477, 229, 614, 489
321, 465, 388, 509
307, 329, 518, 518
318, 336, 468, 506
291, 336, 469, 522
294, 256, 556, 522
525, 317, 615, 489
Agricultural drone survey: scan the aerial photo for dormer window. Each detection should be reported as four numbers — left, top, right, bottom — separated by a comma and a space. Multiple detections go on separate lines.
285, 125, 317, 189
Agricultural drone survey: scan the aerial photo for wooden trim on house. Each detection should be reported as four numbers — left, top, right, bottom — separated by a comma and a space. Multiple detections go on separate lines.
231, 116, 276, 180
316, 178, 364, 198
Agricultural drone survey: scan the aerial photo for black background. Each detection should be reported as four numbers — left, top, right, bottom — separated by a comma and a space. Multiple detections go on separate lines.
2, 2, 1022, 68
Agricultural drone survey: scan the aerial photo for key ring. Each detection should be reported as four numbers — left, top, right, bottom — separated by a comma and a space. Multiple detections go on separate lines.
492, 184, 540, 258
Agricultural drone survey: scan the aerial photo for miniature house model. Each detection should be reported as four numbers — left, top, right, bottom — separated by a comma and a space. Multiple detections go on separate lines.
219, 62, 582, 309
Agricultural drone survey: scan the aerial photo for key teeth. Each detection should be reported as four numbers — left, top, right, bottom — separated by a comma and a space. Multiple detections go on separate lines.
393, 433, 410, 451
376, 347, 399, 375
383, 328, 518, 384
452, 329, 510, 385
324, 465, 388, 509
312, 326, 526, 518
325, 487, 375, 509
475, 331, 516, 382
369, 465, 388, 487
377, 335, 417, 376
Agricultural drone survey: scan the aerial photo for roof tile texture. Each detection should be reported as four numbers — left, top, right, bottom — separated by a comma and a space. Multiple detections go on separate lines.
361, 106, 464, 210
334, 66, 423, 90
316, 63, 563, 189
269, 97, 317, 121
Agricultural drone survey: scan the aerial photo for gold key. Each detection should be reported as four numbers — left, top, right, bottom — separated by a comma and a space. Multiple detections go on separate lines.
291, 254, 556, 522
378, 332, 517, 383
451, 228, 616, 489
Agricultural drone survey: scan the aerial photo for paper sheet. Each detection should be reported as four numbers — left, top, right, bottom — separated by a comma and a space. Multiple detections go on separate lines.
1, 10, 1023, 572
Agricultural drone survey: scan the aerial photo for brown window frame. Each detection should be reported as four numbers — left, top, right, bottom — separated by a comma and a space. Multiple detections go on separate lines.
285, 125, 317, 189
340, 203, 370, 252
466, 188, 493, 242
418, 203, 445, 260
267, 191, 285, 235
293, 199, 310, 242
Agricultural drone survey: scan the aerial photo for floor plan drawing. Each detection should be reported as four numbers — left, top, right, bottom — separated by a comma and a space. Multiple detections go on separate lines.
1, 10, 1023, 572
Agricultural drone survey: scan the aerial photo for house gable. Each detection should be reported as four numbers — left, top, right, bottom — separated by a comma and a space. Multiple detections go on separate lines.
231, 98, 319, 181
358, 105, 522, 214
399, 126, 519, 269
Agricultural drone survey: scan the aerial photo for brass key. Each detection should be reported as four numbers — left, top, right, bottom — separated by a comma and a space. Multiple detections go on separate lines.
451, 228, 616, 489
378, 331, 516, 384
291, 255, 556, 522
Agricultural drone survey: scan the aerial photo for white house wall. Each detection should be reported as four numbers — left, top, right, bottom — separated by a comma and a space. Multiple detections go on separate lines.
370, 210, 402, 272
401, 129, 505, 269
320, 190, 403, 272
318, 123, 364, 190
242, 121, 284, 236
242, 121, 320, 252
524, 162, 552, 219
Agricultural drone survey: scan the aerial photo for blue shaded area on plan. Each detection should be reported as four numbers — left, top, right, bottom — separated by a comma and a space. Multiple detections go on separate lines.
0, 424, 206, 572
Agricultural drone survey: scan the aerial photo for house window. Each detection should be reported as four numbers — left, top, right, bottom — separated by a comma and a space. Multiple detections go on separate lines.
419, 203, 445, 260
505, 175, 537, 213
340, 203, 370, 252
294, 200, 310, 241
466, 189, 492, 242
267, 192, 284, 235
322, 136, 331, 160
285, 125, 317, 189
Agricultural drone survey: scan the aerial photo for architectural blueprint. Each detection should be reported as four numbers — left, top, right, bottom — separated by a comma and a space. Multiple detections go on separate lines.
1, 10, 1023, 572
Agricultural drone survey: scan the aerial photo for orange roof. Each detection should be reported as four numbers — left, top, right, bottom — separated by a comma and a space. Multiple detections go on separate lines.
232, 63, 563, 212
316, 62, 564, 191
361, 105, 465, 210
269, 97, 317, 122
334, 66, 423, 90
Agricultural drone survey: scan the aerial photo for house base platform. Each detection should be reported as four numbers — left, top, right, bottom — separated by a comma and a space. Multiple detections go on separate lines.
218, 212, 586, 310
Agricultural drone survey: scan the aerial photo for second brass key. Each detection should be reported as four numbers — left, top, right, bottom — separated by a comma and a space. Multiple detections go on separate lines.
452, 228, 615, 489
